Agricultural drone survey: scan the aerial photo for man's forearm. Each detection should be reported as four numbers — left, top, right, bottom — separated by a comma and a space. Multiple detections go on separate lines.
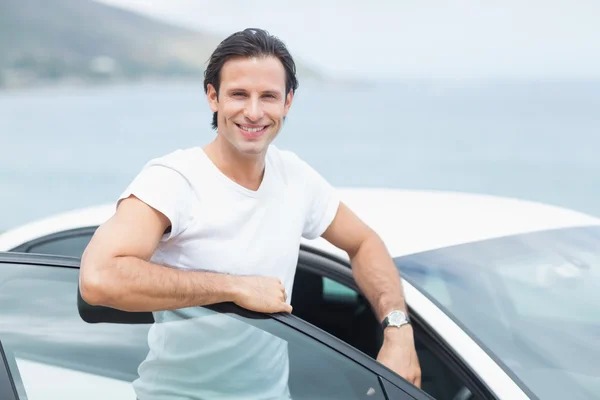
350, 232, 407, 322
80, 255, 239, 312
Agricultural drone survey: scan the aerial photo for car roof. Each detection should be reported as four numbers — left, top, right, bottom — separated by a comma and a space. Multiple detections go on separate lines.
1, 188, 599, 258
318, 188, 600, 259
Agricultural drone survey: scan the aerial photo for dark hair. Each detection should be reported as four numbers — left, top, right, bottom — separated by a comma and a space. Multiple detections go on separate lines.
203, 28, 299, 130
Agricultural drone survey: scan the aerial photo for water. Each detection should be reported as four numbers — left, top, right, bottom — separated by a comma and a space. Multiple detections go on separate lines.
1, 80, 599, 231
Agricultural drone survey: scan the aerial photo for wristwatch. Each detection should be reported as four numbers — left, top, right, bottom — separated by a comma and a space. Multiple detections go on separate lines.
382, 310, 410, 330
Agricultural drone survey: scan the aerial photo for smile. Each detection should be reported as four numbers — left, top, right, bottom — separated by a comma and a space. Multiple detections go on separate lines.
236, 124, 268, 133
236, 124, 269, 139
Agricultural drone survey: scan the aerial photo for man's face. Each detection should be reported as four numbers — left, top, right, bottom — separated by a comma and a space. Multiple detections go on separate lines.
207, 56, 293, 157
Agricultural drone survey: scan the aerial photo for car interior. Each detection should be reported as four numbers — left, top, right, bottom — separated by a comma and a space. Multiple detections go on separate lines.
291, 264, 483, 400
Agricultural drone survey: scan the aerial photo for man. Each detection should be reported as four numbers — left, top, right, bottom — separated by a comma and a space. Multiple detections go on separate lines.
80, 28, 421, 397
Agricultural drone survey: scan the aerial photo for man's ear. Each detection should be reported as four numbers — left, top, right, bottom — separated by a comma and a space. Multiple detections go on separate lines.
207, 84, 219, 112
283, 90, 294, 116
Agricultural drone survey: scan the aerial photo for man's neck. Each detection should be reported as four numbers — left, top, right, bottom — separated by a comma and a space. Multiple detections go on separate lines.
203, 139, 266, 191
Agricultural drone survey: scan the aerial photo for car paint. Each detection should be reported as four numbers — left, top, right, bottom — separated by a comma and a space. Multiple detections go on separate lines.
2, 188, 599, 257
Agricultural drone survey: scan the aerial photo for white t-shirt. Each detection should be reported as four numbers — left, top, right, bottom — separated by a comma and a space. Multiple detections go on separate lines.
117, 145, 340, 399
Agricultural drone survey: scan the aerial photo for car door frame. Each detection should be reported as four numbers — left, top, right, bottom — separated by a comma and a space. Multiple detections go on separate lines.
9, 226, 97, 254
0, 340, 20, 400
0, 251, 432, 400
297, 244, 505, 400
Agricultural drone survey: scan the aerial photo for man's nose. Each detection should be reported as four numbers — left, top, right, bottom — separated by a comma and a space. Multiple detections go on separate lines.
244, 96, 264, 121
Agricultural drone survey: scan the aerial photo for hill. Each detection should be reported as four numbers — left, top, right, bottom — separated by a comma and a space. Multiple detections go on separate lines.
0, 0, 324, 89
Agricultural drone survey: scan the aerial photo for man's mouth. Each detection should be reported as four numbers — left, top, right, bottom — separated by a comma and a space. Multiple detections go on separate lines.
236, 123, 268, 138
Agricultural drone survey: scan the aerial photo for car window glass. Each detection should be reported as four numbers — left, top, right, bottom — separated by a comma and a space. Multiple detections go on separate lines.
143, 306, 390, 400
323, 276, 358, 301
293, 268, 381, 358
0, 264, 149, 399
0, 262, 396, 400
293, 267, 484, 400
413, 332, 484, 400
26, 233, 94, 258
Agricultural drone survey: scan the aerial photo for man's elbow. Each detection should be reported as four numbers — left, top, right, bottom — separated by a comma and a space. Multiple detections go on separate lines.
79, 256, 114, 306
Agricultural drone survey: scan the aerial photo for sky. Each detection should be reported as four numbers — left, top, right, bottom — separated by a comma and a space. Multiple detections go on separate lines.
97, 0, 600, 81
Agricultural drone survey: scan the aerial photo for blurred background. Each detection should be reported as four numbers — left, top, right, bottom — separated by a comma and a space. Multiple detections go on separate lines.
1, 0, 599, 232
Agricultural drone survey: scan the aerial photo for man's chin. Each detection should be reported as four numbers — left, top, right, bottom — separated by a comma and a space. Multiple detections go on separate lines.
235, 141, 269, 156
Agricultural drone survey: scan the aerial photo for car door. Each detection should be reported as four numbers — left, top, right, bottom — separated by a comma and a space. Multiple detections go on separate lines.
293, 246, 495, 400
0, 252, 430, 400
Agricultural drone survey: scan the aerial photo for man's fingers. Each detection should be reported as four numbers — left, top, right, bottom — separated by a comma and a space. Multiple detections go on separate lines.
412, 375, 421, 388
413, 361, 422, 387
414, 368, 422, 388
267, 302, 292, 314
407, 368, 421, 388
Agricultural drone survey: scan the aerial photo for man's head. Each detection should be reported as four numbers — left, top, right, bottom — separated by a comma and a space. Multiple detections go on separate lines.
204, 28, 299, 156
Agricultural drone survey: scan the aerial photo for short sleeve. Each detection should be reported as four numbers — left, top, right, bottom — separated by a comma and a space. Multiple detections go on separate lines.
118, 163, 194, 241
299, 159, 340, 240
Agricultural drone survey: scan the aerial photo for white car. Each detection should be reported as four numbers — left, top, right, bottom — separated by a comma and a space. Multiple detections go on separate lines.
0, 188, 599, 400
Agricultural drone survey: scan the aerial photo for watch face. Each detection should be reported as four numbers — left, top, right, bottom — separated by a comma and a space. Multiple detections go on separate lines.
388, 310, 407, 325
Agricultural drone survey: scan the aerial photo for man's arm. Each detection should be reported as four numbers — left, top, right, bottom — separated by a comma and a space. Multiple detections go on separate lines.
79, 196, 292, 314
321, 202, 421, 387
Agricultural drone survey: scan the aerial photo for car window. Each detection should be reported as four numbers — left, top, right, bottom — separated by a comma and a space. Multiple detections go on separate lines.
0, 261, 409, 400
24, 232, 94, 258
0, 263, 149, 399
292, 266, 485, 400
323, 276, 358, 301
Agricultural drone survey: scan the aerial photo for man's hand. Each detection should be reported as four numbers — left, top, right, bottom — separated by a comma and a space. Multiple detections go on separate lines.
377, 326, 422, 388
233, 276, 293, 314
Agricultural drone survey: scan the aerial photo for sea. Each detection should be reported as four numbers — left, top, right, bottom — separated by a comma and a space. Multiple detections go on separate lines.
1, 79, 599, 232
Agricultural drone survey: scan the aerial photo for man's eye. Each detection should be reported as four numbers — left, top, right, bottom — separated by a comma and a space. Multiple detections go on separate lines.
232, 92, 246, 97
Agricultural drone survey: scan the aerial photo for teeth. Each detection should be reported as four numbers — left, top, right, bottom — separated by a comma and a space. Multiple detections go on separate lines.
239, 125, 265, 133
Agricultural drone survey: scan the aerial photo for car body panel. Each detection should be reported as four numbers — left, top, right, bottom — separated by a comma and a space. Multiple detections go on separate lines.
307, 188, 600, 260
0, 204, 110, 251
2, 188, 599, 258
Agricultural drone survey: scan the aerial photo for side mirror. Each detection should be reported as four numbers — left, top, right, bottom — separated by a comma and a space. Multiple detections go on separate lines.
77, 285, 154, 324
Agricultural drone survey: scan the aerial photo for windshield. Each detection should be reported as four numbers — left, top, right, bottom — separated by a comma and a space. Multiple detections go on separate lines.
396, 225, 600, 400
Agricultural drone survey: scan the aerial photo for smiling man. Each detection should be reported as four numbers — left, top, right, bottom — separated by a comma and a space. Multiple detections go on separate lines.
80, 28, 420, 398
